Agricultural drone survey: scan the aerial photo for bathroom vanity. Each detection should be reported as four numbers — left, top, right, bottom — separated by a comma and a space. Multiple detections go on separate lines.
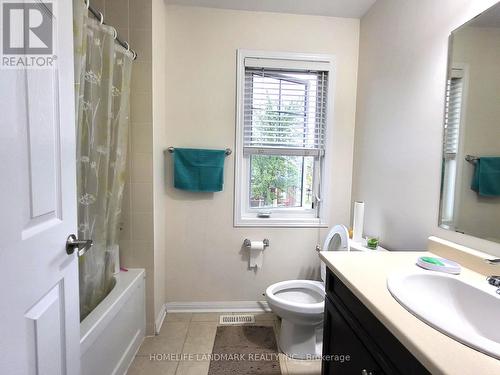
322, 267, 429, 375
319, 248, 500, 375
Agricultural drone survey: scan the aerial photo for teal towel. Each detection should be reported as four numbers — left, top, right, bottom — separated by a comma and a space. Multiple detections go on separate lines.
174, 148, 226, 192
471, 157, 500, 197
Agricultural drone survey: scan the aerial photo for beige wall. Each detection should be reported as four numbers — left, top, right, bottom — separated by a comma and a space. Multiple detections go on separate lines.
97, 0, 157, 334
352, 0, 500, 256
163, 6, 360, 302
452, 26, 500, 242
85, 0, 500, 321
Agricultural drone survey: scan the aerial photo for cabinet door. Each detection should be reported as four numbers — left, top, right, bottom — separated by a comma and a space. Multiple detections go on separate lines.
322, 297, 381, 375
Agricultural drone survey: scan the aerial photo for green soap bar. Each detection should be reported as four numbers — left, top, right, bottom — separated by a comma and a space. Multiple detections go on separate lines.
421, 257, 445, 267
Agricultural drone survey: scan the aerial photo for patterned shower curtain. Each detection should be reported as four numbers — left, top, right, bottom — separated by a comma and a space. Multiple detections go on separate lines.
74, 0, 133, 321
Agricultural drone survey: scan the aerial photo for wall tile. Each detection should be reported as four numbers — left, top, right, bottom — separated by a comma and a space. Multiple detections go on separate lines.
130, 91, 152, 122
131, 61, 152, 92
118, 239, 131, 266
119, 211, 131, 241
130, 28, 152, 61
103, 0, 155, 336
131, 212, 154, 241
118, 181, 131, 240
130, 240, 154, 267
115, 27, 129, 42
129, 0, 152, 29
131, 152, 153, 183
92, 0, 106, 15
131, 122, 153, 153
120, 240, 154, 268
104, 0, 129, 31
131, 182, 153, 212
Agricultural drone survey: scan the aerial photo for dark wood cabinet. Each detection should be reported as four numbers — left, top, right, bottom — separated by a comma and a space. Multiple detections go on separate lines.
323, 297, 381, 375
322, 269, 430, 375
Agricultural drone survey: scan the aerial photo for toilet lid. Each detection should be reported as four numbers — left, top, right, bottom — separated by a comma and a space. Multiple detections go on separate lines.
321, 224, 350, 282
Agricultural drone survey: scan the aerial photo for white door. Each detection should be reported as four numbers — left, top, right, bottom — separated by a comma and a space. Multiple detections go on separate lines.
0, 1, 80, 374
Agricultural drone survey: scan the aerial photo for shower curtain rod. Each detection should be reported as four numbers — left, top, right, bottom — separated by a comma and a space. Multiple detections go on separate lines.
84, 0, 137, 60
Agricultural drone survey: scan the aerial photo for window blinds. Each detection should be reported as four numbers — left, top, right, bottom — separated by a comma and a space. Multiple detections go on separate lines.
243, 64, 329, 157
443, 74, 464, 158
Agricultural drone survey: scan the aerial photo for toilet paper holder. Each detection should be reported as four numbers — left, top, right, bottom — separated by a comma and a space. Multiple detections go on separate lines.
243, 239, 270, 248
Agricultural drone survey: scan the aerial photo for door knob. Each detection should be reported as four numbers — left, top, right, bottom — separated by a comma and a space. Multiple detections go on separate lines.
66, 234, 93, 257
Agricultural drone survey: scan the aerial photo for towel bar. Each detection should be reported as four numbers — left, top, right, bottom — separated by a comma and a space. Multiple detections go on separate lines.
465, 154, 479, 163
166, 147, 232, 156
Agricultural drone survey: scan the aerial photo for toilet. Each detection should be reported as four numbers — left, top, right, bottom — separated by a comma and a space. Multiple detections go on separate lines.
265, 225, 350, 359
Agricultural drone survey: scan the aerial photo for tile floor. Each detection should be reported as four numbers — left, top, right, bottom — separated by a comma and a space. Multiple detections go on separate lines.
127, 312, 321, 375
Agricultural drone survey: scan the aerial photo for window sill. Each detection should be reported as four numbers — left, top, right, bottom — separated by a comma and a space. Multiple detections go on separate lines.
234, 216, 328, 228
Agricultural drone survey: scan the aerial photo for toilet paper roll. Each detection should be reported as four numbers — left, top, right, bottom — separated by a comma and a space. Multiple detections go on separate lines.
249, 241, 265, 269
352, 201, 365, 243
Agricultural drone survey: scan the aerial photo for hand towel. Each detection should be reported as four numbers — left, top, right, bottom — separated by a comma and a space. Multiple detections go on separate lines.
173, 148, 226, 192
471, 157, 500, 197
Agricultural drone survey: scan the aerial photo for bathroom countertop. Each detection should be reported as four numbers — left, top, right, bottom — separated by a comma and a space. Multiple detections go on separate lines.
319, 251, 500, 375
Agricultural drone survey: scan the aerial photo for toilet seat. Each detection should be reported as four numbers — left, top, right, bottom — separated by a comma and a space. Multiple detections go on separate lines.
322, 224, 350, 253
321, 224, 350, 282
266, 280, 325, 315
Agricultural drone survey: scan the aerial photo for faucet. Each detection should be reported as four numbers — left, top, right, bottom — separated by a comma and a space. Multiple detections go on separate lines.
485, 258, 500, 265
486, 275, 500, 295
485, 259, 500, 294
484, 258, 500, 294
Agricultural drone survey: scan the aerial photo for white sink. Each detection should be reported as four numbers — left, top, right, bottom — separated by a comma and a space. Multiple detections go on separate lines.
387, 270, 500, 359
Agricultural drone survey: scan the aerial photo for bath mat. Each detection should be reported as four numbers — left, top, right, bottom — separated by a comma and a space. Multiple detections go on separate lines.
208, 325, 282, 375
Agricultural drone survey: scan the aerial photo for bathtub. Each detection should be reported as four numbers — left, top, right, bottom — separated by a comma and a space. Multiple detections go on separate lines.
80, 269, 146, 375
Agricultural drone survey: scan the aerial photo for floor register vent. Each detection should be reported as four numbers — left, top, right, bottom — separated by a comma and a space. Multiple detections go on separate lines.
219, 314, 255, 325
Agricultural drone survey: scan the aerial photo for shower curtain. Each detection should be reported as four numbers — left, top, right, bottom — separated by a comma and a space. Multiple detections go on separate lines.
74, 0, 133, 320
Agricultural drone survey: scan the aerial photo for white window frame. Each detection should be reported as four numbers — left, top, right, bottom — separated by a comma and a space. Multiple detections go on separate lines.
234, 49, 335, 227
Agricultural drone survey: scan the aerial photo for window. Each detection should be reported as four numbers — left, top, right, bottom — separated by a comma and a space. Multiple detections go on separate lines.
440, 67, 466, 225
235, 50, 334, 227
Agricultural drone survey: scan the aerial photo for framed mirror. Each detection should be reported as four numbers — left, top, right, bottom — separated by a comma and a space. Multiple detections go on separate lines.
439, 2, 500, 243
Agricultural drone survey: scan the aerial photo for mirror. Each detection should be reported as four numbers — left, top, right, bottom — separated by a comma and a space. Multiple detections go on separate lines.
439, 2, 500, 243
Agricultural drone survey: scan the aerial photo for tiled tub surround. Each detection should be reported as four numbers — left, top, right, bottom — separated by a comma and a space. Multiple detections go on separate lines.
92, 0, 157, 335
127, 312, 321, 375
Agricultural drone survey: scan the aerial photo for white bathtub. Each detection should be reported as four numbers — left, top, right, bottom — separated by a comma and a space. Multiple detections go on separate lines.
80, 269, 146, 375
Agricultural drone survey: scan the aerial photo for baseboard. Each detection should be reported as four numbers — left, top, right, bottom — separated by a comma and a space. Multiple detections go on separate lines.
154, 304, 167, 335
165, 301, 271, 313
